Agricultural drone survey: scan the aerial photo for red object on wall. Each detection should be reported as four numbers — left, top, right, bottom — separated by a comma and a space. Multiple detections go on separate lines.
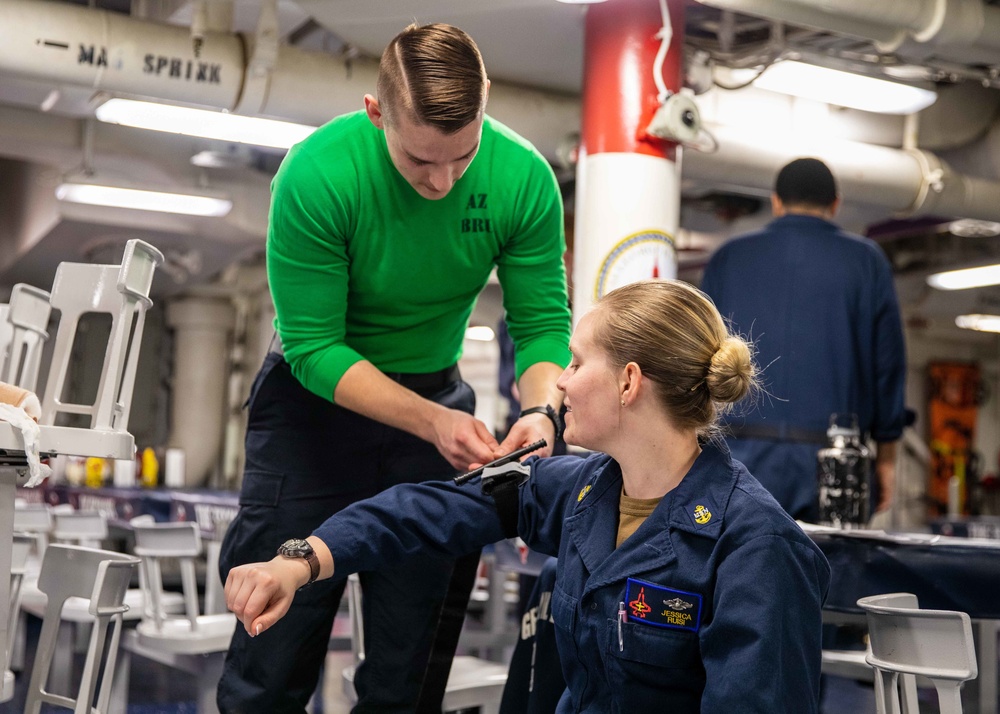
927, 361, 981, 516
580, 0, 684, 159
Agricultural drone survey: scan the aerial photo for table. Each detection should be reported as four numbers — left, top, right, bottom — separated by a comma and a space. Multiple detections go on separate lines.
807, 525, 1000, 713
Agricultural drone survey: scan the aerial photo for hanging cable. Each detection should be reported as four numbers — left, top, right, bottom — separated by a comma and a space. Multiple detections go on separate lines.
653, 0, 673, 103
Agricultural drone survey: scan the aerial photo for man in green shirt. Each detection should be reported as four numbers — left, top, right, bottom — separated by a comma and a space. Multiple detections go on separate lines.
218, 23, 571, 713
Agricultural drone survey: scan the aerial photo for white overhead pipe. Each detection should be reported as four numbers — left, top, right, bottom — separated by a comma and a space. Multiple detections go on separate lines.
0, 0, 579, 160
684, 122, 1000, 222
697, 0, 1000, 66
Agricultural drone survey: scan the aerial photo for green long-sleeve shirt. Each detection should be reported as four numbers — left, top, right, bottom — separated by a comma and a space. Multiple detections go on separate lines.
267, 111, 571, 401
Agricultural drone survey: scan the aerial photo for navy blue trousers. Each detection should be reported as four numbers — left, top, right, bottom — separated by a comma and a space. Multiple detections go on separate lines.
217, 352, 479, 713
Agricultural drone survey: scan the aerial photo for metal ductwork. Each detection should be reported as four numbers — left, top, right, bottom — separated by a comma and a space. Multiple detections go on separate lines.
685, 122, 1000, 222
696, 0, 1000, 66
0, 0, 580, 161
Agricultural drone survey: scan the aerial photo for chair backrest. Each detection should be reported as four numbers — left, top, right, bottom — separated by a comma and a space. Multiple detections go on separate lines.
132, 521, 203, 629
859, 593, 978, 714
2, 283, 52, 392
24, 544, 140, 714
40, 239, 163, 432
14, 503, 53, 561
53, 510, 109, 548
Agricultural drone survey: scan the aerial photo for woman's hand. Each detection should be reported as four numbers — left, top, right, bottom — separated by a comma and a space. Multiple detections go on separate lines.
224, 556, 312, 636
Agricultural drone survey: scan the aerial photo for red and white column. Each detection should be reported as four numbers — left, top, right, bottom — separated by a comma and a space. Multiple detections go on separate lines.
572, 0, 685, 320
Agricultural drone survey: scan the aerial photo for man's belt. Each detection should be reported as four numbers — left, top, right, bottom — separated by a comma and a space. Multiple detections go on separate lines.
727, 423, 828, 445
384, 365, 461, 394
268, 332, 459, 395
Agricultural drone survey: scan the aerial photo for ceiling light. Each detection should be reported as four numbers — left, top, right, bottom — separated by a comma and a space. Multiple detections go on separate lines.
956, 314, 1000, 333
752, 60, 937, 115
56, 183, 232, 217
948, 219, 1000, 238
927, 264, 1000, 291
95, 98, 317, 150
465, 325, 496, 342
555, 0, 607, 3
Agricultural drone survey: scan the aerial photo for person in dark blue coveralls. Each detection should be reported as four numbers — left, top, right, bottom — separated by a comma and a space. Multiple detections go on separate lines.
701, 158, 906, 522
224, 279, 832, 713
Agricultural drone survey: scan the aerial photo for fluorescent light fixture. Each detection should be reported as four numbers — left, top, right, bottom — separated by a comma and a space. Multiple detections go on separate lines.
956, 314, 1000, 333
927, 263, 1000, 291
56, 182, 232, 217
752, 60, 937, 115
555, 0, 607, 3
95, 98, 316, 150
465, 325, 496, 342
949, 219, 1000, 238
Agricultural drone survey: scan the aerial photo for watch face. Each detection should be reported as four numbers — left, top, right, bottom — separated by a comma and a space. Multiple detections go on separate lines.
279, 538, 312, 557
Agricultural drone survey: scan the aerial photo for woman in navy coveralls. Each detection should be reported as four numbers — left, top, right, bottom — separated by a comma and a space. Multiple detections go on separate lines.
225, 279, 831, 713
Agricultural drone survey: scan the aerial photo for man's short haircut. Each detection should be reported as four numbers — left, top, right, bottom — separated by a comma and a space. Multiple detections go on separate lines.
774, 158, 838, 209
377, 23, 487, 134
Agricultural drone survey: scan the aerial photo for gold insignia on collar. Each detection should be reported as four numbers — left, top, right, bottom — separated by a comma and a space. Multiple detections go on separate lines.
693, 504, 712, 525
577, 484, 592, 502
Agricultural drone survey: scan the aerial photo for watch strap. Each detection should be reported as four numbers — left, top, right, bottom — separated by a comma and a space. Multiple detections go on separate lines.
278, 540, 320, 586
518, 404, 563, 441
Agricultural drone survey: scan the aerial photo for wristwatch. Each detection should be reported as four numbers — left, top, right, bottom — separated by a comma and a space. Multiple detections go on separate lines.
519, 404, 563, 441
277, 538, 320, 587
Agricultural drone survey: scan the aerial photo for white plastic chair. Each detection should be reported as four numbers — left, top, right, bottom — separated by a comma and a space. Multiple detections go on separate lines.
115, 521, 236, 714
52, 510, 109, 548
23, 544, 140, 714
858, 592, 978, 714
40, 239, 163, 434
13, 503, 53, 568
1, 283, 52, 392
341, 573, 508, 714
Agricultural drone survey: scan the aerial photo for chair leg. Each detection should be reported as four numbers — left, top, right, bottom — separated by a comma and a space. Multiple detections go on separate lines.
108, 645, 131, 714
935, 682, 965, 714
195, 654, 225, 714
10, 611, 27, 671
873, 670, 903, 714
51, 619, 74, 695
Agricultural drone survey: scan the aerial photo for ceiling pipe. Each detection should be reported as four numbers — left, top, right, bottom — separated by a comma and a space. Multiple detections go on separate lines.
0, 0, 579, 161
685, 122, 1000, 222
1, 1, 999, 224
696, 0, 1000, 66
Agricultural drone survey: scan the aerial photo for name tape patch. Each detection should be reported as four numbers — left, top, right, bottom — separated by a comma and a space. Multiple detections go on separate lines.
625, 577, 702, 632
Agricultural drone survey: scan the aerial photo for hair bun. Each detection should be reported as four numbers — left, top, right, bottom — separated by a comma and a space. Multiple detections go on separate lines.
706, 337, 754, 404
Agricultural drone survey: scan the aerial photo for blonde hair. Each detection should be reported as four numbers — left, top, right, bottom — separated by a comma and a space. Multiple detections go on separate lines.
591, 280, 757, 437
377, 23, 487, 134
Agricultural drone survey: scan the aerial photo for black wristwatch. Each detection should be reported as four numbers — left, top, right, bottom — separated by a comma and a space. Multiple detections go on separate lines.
277, 538, 320, 587
518, 404, 563, 441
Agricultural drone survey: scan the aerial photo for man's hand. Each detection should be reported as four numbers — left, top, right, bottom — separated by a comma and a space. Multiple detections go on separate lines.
225, 557, 310, 637
493, 411, 556, 461
429, 408, 500, 471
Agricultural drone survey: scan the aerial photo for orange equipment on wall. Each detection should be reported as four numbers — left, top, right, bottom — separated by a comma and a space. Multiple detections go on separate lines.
927, 361, 982, 517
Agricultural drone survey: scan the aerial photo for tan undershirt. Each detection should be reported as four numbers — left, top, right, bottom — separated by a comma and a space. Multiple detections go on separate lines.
616, 487, 663, 548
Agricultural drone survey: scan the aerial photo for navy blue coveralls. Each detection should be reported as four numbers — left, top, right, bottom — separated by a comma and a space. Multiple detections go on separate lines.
217, 351, 477, 712
317, 442, 831, 713
701, 215, 907, 520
